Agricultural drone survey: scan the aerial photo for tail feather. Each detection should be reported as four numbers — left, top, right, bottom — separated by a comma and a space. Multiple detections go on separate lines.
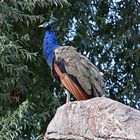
53, 63, 89, 100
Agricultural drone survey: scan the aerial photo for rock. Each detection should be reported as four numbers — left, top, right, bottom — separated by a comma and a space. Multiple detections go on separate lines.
44, 97, 140, 140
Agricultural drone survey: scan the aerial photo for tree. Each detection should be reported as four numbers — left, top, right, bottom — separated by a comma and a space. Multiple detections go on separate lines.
0, 0, 140, 139
0, 0, 69, 139
53, 0, 140, 107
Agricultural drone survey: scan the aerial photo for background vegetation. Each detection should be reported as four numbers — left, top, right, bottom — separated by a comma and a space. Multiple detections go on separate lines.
0, 0, 140, 139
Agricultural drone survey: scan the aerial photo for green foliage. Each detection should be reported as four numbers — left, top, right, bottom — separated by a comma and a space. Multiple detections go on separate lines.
0, 0, 140, 139
0, 100, 36, 139
0, 0, 69, 139
54, 0, 140, 107
0, 99, 60, 140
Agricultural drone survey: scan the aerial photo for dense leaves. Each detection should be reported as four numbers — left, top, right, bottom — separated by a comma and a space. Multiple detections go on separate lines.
0, 0, 140, 139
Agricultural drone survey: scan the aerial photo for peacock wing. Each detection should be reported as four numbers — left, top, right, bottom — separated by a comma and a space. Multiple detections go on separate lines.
54, 46, 104, 98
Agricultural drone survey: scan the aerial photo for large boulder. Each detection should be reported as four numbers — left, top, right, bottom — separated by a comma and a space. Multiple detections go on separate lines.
44, 97, 140, 140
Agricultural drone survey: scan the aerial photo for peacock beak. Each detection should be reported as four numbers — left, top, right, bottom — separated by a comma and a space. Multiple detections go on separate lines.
38, 22, 49, 28
38, 17, 57, 28
38, 24, 44, 27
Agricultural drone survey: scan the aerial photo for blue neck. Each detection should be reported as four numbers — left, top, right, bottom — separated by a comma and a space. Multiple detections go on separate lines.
43, 27, 59, 67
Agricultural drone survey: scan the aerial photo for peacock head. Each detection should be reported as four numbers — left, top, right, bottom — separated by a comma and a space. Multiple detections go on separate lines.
39, 16, 57, 30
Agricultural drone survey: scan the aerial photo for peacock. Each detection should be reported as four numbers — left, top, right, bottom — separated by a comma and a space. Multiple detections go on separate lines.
39, 16, 104, 102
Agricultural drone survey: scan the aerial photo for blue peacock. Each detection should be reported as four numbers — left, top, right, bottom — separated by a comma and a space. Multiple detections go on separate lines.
39, 16, 104, 102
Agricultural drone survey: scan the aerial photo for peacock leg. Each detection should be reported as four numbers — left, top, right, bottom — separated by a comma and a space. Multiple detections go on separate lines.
65, 89, 71, 103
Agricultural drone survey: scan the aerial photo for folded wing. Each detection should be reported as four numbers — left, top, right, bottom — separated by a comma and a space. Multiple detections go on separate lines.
52, 46, 104, 100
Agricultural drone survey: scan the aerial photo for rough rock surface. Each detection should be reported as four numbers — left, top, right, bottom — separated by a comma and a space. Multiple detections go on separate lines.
44, 97, 140, 140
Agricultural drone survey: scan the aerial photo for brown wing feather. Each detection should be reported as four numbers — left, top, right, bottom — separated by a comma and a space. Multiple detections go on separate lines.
53, 63, 89, 100
54, 46, 104, 97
